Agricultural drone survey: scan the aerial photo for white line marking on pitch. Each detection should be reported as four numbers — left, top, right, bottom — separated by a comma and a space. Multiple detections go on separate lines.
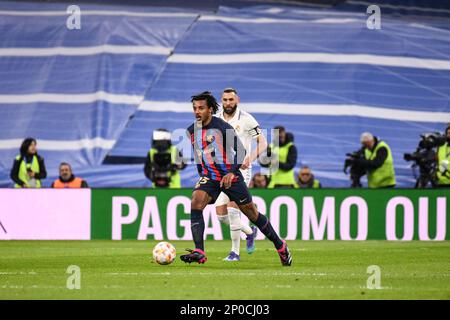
104, 272, 327, 277
0, 271, 38, 275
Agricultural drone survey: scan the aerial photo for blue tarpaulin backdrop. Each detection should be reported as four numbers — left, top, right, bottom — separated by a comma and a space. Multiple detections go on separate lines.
0, 0, 449, 187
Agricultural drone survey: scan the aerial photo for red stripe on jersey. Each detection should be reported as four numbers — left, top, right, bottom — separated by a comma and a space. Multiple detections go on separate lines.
192, 132, 207, 176
214, 131, 232, 172
202, 129, 221, 180
199, 131, 208, 176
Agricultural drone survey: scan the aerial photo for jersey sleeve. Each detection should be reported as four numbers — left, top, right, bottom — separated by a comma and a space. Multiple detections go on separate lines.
187, 124, 194, 136
187, 124, 203, 177
245, 113, 261, 139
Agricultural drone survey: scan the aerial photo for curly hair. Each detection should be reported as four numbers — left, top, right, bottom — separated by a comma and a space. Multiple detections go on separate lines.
191, 91, 219, 114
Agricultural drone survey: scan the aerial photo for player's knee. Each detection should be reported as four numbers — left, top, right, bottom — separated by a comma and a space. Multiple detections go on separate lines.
191, 197, 206, 210
191, 191, 210, 210
228, 201, 240, 210
216, 204, 228, 216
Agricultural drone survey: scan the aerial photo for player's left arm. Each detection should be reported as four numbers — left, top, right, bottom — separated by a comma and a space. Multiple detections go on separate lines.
252, 129, 268, 161
241, 117, 267, 170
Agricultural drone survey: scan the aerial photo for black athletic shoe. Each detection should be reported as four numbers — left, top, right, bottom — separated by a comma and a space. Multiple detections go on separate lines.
180, 248, 207, 264
277, 240, 292, 266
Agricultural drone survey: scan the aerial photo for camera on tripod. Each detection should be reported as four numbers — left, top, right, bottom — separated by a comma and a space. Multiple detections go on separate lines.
151, 130, 175, 188
403, 132, 446, 188
343, 148, 366, 188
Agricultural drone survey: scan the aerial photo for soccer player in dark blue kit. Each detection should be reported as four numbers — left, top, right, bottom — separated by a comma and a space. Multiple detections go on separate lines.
180, 91, 292, 266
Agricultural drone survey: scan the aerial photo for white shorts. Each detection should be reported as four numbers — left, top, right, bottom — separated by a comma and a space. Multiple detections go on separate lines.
214, 168, 252, 207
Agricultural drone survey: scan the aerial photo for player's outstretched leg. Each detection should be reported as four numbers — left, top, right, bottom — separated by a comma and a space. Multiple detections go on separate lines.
180, 208, 208, 264
239, 202, 292, 266
180, 190, 211, 264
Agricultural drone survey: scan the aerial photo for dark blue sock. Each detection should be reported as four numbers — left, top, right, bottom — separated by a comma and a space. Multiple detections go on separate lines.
254, 213, 283, 250
191, 209, 205, 251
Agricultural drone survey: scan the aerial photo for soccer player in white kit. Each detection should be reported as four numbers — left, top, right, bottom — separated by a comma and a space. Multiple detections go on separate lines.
215, 88, 268, 261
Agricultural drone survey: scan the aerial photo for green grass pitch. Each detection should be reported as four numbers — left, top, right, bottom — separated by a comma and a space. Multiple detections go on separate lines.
0, 240, 449, 299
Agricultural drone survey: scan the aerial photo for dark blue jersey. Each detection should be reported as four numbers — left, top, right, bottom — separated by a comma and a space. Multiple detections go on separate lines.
187, 116, 246, 181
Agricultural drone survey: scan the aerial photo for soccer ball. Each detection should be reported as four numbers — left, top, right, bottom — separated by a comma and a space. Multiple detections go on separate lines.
152, 241, 176, 265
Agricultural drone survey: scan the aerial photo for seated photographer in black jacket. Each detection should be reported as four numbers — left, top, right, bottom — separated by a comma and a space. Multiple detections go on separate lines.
353, 132, 396, 188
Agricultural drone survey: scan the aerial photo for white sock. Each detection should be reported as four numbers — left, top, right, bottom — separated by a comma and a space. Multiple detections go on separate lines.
228, 208, 241, 255
228, 208, 253, 235
228, 208, 253, 255
241, 222, 253, 236
217, 214, 230, 226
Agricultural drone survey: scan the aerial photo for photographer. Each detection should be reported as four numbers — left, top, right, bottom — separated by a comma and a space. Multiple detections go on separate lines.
403, 130, 448, 188
352, 132, 396, 188
262, 126, 298, 189
436, 125, 450, 187
144, 129, 186, 188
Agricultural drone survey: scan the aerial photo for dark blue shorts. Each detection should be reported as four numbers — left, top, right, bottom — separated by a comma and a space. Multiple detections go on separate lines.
194, 174, 253, 205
